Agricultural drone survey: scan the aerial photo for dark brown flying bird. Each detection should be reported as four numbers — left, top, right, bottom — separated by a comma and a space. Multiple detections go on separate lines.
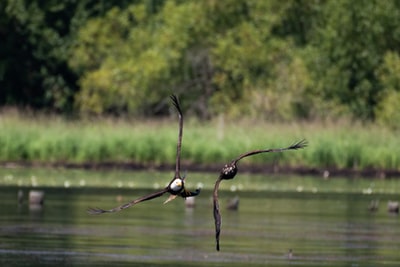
87, 95, 200, 215
213, 139, 307, 251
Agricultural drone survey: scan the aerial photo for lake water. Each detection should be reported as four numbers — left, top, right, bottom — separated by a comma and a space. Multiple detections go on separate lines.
0, 168, 399, 266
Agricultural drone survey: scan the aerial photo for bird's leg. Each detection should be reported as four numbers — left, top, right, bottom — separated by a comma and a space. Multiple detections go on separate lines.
163, 194, 178, 204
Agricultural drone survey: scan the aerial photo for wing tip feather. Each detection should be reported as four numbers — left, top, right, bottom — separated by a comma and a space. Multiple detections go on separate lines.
290, 139, 308, 150
87, 207, 107, 215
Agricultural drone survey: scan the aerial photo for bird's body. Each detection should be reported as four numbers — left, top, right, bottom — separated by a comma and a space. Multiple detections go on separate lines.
213, 139, 307, 251
88, 95, 200, 215
220, 164, 238, 180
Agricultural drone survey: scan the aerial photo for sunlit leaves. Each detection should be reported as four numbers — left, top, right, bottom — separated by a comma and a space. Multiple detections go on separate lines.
71, 2, 211, 115
375, 51, 400, 128
63, 0, 400, 124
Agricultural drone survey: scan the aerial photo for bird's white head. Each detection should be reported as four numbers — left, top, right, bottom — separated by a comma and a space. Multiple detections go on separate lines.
170, 178, 183, 192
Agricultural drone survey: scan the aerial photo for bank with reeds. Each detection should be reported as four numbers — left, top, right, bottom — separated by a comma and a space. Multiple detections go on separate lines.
0, 112, 399, 177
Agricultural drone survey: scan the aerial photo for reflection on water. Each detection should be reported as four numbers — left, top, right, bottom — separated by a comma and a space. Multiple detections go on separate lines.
1, 170, 400, 267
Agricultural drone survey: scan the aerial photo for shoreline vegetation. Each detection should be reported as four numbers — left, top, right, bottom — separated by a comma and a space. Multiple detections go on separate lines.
0, 112, 399, 178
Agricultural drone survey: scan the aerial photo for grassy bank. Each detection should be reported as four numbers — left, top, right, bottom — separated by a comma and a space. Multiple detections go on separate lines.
0, 111, 399, 173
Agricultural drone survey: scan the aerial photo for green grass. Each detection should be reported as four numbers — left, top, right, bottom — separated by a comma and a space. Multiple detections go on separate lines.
0, 111, 399, 171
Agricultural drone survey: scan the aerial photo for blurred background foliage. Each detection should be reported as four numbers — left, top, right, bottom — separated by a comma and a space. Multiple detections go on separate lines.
1, 0, 400, 126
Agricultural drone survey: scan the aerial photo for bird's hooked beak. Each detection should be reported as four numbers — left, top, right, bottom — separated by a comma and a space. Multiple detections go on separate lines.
177, 179, 183, 187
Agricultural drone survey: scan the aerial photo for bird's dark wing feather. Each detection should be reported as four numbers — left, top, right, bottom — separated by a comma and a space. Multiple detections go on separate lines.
213, 178, 222, 251
170, 94, 183, 179
234, 139, 307, 163
87, 187, 169, 215
180, 188, 201, 198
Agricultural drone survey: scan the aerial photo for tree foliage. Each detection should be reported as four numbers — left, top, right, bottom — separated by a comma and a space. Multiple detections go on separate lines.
0, 0, 132, 112
306, 0, 400, 120
2, 0, 400, 125
375, 51, 400, 129
70, 2, 211, 116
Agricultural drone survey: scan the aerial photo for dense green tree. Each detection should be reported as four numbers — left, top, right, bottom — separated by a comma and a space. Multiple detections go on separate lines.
375, 51, 400, 128
70, 2, 213, 116
1, 0, 74, 110
208, 1, 309, 119
306, 0, 400, 120
71, 0, 309, 119
2, 0, 400, 125
0, 0, 134, 112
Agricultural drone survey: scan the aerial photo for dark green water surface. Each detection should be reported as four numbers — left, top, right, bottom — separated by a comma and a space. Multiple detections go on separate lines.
0, 168, 399, 266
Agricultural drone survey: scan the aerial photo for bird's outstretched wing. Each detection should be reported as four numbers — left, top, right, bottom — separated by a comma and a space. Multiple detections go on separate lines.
233, 139, 307, 164
87, 188, 169, 215
212, 139, 307, 251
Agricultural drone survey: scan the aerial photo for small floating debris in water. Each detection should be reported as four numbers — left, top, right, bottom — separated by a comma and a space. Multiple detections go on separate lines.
29, 190, 44, 205
31, 176, 38, 187
368, 200, 379, 212
227, 196, 239, 211
4, 174, 14, 181
362, 188, 373, 194
296, 186, 304, 192
387, 201, 399, 214
287, 248, 293, 260
17, 189, 24, 205
312, 187, 318, 193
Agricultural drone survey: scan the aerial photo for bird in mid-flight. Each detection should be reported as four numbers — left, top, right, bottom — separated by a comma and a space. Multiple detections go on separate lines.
87, 95, 200, 215
213, 139, 307, 251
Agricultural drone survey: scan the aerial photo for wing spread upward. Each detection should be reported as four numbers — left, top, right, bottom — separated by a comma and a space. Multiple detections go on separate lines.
87, 95, 200, 215
170, 94, 183, 179
87, 187, 169, 215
